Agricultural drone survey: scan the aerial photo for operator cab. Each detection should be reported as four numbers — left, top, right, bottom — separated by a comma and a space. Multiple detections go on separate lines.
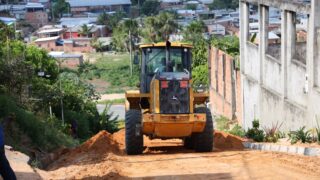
139, 42, 192, 93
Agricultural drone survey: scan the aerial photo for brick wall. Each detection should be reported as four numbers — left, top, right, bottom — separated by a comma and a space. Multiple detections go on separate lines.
35, 40, 93, 53
25, 12, 48, 28
209, 47, 242, 123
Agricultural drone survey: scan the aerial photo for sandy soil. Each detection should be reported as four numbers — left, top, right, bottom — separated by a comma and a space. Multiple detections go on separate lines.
32, 130, 320, 180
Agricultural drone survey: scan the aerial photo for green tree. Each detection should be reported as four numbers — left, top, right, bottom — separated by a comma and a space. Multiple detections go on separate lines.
191, 38, 209, 86
0, 41, 58, 100
131, 0, 146, 6
209, 0, 239, 10
0, 22, 15, 41
183, 20, 206, 43
157, 12, 178, 41
111, 19, 139, 52
186, 4, 197, 10
52, 0, 70, 18
91, 38, 104, 52
141, 0, 160, 16
211, 35, 239, 57
97, 11, 126, 32
78, 24, 93, 37
142, 12, 179, 42
142, 16, 159, 42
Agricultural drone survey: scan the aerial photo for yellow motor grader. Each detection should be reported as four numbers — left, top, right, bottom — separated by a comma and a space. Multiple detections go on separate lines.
125, 41, 213, 155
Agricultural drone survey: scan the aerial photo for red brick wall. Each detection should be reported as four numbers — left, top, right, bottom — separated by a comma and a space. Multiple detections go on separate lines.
25, 12, 48, 28
35, 40, 93, 53
209, 47, 242, 123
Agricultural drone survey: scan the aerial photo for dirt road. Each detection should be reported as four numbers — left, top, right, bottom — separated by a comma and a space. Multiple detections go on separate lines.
33, 130, 320, 180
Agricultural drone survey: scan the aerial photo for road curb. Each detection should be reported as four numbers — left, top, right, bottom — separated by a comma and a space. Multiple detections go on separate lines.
242, 142, 320, 157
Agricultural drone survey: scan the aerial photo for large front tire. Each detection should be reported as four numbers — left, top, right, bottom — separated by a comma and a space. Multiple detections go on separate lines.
193, 107, 214, 152
125, 109, 143, 155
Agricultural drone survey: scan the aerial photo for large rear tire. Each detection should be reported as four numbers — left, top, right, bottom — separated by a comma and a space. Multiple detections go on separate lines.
125, 109, 143, 155
193, 107, 214, 152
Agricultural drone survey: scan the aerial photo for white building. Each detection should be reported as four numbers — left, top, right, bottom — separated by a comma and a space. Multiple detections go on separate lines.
207, 24, 226, 36
240, 0, 320, 131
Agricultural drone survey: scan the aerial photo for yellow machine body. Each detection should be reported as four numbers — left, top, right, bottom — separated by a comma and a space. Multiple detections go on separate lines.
125, 42, 209, 138
126, 81, 209, 138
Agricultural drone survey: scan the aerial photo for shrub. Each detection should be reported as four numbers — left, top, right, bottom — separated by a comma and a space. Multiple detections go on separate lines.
215, 116, 229, 131
228, 124, 246, 137
315, 119, 320, 144
316, 128, 320, 144
263, 122, 283, 143
246, 119, 265, 142
98, 104, 119, 134
0, 95, 77, 151
288, 126, 312, 144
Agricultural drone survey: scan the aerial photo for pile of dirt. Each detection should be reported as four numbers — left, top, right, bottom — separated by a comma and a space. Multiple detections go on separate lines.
112, 129, 126, 151
113, 129, 246, 151
47, 129, 246, 171
47, 130, 123, 170
214, 130, 245, 149
78, 130, 122, 154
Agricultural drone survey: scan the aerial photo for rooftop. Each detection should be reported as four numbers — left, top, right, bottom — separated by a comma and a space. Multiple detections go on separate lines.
59, 17, 97, 27
38, 28, 64, 34
26, 3, 44, 9
35, 36, 60, 42
67, 0, 131, 7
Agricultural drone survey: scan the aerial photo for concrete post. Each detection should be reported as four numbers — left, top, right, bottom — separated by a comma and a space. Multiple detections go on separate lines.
259, 5, 269, 84
281, 11, 288, 98
240, 1, 249, 127
307, 0, 320, 128
239, 1, 249, 128
286, 11, 296, 62
308, 0, 320, 88
240, 1, 249, 74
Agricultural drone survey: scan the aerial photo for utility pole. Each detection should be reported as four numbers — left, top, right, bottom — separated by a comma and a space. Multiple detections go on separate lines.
129, 30, 133, 76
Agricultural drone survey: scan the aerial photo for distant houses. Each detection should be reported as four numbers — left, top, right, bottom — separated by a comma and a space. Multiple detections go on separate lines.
66, 0, 132, 15
25, 3, 48, 28
33, 23, 107, 53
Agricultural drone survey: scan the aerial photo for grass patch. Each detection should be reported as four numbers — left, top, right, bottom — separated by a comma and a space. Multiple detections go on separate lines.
80, 53, 139, 93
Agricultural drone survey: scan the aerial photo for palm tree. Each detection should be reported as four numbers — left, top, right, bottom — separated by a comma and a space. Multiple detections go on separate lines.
142, 12, 179, 43
143, 16, 159, 42
157, 12, 178, 41
78, 24, 93, 38
183, 20, 206, 43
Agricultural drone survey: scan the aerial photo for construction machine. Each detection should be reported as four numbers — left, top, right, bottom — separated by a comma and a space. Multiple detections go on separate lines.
125, 41, 213, 155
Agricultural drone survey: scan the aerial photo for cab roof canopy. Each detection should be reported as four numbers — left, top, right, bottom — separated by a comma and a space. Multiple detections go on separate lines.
139, 42, 192, 48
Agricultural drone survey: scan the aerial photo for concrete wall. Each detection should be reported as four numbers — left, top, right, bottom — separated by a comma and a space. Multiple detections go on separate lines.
240, 0, 320, 131
263, 55, 282, 94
